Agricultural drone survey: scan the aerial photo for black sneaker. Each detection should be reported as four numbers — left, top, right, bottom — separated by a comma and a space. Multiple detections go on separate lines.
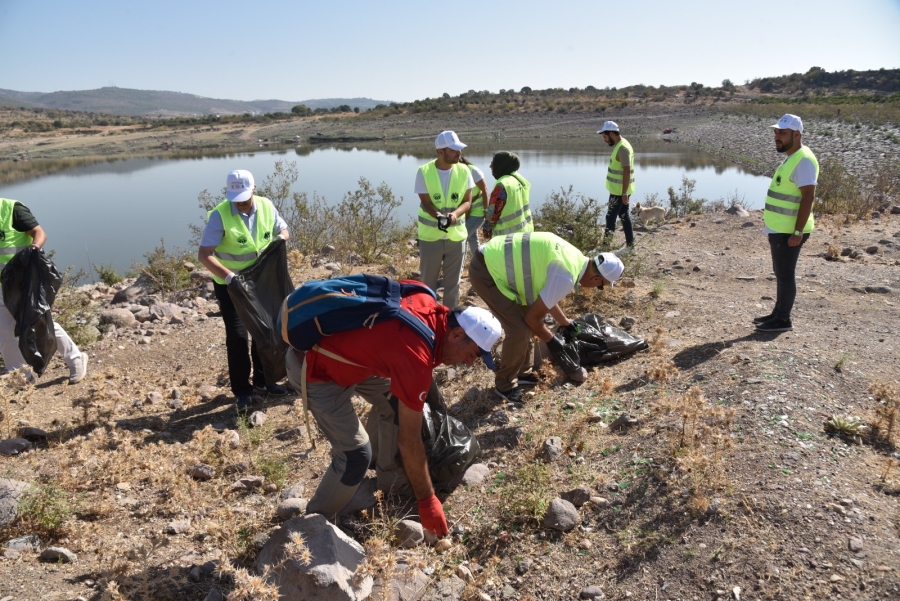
517, 374, 540, 388
752, 313, 775, 324
756, 318, 793, 332
494, 387, 526, 403
235, 394, 253, 417
252, 383, 289, 396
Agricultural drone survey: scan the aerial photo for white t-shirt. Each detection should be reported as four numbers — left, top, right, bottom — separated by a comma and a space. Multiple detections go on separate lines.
763, 156, 818, 235
414, 165, 476, 199
539, 259, 589, 308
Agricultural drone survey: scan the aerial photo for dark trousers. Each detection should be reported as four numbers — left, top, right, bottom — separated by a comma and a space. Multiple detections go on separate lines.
214, 281, 264, 396
604, 194, 634, 246
768, 233, 809, 320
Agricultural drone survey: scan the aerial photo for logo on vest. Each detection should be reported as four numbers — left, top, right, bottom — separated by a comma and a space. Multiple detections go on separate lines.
433, 194, 442, 201
0, 231, 5, 241
451, 192, 459, 201
776, 175, 782, 185
237, 236, 248, 245
264, 232, 271, 241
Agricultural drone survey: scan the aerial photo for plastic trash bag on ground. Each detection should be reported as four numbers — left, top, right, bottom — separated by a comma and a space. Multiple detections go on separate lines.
1, 248, 63, 375
226, 238, 293, 385
573, 313, 648, 365
421, 380, 481, 490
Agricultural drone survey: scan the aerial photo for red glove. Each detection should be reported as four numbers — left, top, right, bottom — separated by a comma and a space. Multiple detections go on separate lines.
418, 493, 448, 537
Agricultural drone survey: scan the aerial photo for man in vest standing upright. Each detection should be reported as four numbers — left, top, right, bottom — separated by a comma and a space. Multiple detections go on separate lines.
0, 197, 88, 384
755, 114, 818, 333
198, 170, 291, 415
414, 131, 473, 308
598, 121, 635, 250
481, 151, 534, 240
469, 232, 624, 403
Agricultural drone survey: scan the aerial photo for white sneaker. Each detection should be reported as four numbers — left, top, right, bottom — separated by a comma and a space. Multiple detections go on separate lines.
69, 352, 88, 384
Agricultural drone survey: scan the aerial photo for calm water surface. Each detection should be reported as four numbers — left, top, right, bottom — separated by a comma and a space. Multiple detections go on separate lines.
1, 140, 770, 277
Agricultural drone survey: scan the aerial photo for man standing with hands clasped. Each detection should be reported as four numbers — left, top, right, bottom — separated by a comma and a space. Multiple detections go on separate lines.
754, 114, 818, 333
598, 121, 635, 251
414, 131, 473, 308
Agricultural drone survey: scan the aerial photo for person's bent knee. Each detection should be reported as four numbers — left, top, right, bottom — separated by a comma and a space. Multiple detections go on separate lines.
340, 443, 373, 486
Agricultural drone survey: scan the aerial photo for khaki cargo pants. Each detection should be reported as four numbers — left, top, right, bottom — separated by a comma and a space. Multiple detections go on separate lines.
285, 350, 411, 520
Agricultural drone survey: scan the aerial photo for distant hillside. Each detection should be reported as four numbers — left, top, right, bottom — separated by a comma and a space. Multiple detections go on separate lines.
0, 87, 391, 117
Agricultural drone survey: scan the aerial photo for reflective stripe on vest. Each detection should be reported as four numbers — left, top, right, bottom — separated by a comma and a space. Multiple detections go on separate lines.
763, 146, 818, 234
210, 196, 276, 284
492, 173, 535, 235
0, 198, 35, 265
484, 232, 587, 306
466, 164, 486, 217
605, 138, 636, 195
417, 161, 469, 242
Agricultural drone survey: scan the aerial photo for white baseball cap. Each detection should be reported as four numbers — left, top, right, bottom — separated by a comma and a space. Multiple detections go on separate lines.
592, 252, 625, 288
771, 114, 803, 133
456, 306, 501, 370
226, 169, 255, 203
435, 130, 466, 151
597, 121, 620, 134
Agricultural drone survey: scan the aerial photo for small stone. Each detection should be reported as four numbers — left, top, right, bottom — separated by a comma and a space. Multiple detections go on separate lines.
608, 414, 638, 431
541, 437, 564, 462
829, 574, 844, 582
736, 276, 756, 281
865, 246, 879, 255
568, 367, 588, 382
848, 537, 863, 552
168, 399, 184, 410
464, 386, 479, 402
5, 534, 42, 552
224, 461, 248, 474
434, 539, 453, 552
561, 487, 592, 508
692, 265, 702, 272
249, 411, 268, 427
542, 498, 579, 531
461, 463, 490, 486
619, 316, 636, 330
219, 429, 240, 449
237, 476, 264, 489
865, 286, 891, 294
40, 546, 77, 563
489, 410, 510, 425
276, 498, 308, 520
580, 585, 604, 599
741, 221, 755, 228
166, 520, 191, 535
189, 565, 201, 582
145, 391, 163, 405
395, 519, 425, 548
189, 464, 216, 481
456, 564, 474, 582
281, 483, 305, 499
17, 427, 48, 442
516, 558, 533, 575
588, 496, 610, 508
115, 482, 132, 491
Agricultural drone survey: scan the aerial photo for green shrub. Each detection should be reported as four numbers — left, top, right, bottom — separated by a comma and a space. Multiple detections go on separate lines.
93, 262, 123, 286
18, 483, 78, 535
534, 186, 609, 252
52, 267, 98, 348
667, 175, 706, 217
331, 177, 408, 263
496, 462, 553, 525
137, 239, 193, 293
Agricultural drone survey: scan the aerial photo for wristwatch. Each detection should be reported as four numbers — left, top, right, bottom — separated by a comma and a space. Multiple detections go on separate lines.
793, 230, 801, 236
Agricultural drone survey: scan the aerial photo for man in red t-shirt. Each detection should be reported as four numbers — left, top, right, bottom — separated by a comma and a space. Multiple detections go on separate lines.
284, 290, 500, 537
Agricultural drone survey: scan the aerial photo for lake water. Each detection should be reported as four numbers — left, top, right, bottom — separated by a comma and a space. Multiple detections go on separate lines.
0, 140, 770, 278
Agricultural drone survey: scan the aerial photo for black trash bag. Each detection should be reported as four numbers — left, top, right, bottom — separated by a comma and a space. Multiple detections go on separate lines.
226, 238, 293, 385
573, 313, 648, 365
1, 248, 63, 375
421, 380, 481, 490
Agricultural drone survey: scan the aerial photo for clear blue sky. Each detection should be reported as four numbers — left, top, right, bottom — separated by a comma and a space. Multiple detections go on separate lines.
1, 0, 898, 103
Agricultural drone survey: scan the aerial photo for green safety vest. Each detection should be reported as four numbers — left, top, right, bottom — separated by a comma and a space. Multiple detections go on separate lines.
483, 232, 587, 306
492, 173, 534, 235
0, 198, 35, 265
605, 137, 636, 195
209, 196, 276, 284
763, 146, 818, 234
417, 160, 469, 242
467, 164, 486, 218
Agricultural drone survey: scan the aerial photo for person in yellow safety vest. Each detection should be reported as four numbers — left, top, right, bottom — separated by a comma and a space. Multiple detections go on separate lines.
468, 232, 624, 403
414, 131, 473, 309
481, 151, 534, 241
198, 170, 291, 416
0, 198, 88, 385
598, 121, 635, 250
754, 114, 818, 333
459, 156, 489, 260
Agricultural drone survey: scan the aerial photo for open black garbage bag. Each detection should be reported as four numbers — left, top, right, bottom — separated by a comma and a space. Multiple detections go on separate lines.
1, 248, 63, 375
421, 380, 481, 490
572, 313, 648, 365
226, 238, 293, 385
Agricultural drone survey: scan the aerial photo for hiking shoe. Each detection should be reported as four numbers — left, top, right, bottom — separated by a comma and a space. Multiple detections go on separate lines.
68, 352, 88, 384
253, 383, 289, 396
517, 373, 540, 388
494, 387, 526, 404
756, 318, 793, 333
752, 313, 775, 324
235, 394, 254, 417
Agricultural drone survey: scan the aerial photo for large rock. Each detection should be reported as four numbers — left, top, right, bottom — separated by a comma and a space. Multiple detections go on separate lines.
111, 274, 154, 305
0, 438, 32, 456
257, 513, 373, 601
394, 519, 424, 548
277, 498, 309, 520
542, 498, 579, 532
724, 205, 750, 217
0, 479, 29, 527
40, 546, 77, 562
460, 463, 490, 487
99, 308, 136, 328
149, 302, 183, 321
541, 437, 564, 462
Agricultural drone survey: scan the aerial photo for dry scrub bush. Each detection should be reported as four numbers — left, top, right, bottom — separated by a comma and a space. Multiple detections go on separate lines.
496, 462, 554, 526
653, 386, 735, 513
870, 381, 900, 444
816, 156, 900, 216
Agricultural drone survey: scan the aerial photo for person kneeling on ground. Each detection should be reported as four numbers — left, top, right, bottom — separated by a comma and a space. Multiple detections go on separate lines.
469, 232, 624, 403
285, 297, 500, 537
